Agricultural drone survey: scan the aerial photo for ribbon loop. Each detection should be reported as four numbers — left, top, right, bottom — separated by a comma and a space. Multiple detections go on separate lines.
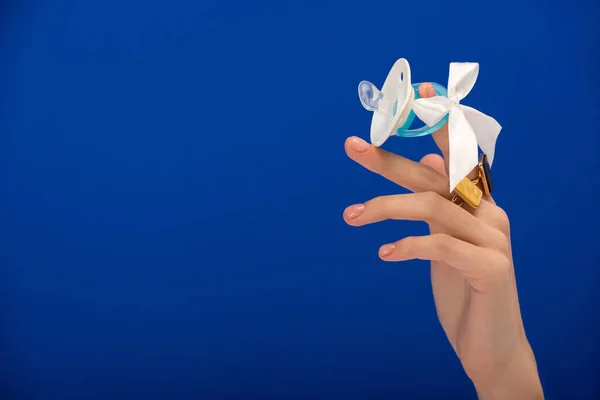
448, 63, 479, 102
411, 62, 502, 192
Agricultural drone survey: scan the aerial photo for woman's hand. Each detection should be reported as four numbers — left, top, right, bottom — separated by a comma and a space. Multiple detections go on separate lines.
343, 84, 543, 399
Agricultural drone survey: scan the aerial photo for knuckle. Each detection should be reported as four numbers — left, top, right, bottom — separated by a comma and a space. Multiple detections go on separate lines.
487, 252, 511, 282
489, 230, 511, 254
366, 195, 388, 210
398, 235, 415, 249
416, 191, 444, 219
365, 195, 398, 219
432, 233, 453, 252
398, 236, 420, 258
490, 206, 511, 234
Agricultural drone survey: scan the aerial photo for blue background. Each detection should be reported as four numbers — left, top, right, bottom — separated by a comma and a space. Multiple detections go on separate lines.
1, 0, 599, 398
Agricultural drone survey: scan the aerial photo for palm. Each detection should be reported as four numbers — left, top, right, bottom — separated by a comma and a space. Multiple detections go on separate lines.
429, 229, 491, 370
421, 150, 522, 379
429, 224, 470, 352
420, 142, 481, 357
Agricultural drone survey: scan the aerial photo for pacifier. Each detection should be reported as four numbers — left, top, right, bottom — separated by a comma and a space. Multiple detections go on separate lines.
358, 58, 449, 147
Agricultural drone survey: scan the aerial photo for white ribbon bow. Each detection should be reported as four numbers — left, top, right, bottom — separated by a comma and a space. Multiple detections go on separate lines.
412, 62, 502, 192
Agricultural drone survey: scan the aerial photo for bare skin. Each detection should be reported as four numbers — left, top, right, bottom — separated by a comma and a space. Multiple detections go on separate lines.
343, 83, 544, 399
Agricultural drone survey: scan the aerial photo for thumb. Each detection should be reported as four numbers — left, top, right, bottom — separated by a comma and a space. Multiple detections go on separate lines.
417, 83, 451, 173
417, 83, 480, 183
420, 153, 447, 177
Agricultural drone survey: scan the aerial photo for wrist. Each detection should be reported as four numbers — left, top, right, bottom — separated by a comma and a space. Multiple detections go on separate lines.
471, 341, 543, 400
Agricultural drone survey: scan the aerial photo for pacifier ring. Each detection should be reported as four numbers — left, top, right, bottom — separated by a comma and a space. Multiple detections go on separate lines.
357, 58, 449, 147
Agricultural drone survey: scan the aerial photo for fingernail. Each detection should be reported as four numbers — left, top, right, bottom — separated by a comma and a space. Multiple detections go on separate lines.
350, 137, 370, 152
379, 244, 396, 257
344, 204, 365, 219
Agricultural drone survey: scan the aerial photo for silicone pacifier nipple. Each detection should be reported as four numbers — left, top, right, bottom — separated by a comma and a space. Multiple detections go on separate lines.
358, 80, 392, 117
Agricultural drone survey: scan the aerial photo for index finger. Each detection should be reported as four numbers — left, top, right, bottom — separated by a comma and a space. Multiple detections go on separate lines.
344, 136, 449, 196
418, 83, 451, 171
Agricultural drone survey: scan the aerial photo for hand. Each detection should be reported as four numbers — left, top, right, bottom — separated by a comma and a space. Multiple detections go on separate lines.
343, 84, 543, 399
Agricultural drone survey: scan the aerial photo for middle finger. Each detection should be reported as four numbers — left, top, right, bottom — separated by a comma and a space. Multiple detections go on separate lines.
343, 192, 503, 248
